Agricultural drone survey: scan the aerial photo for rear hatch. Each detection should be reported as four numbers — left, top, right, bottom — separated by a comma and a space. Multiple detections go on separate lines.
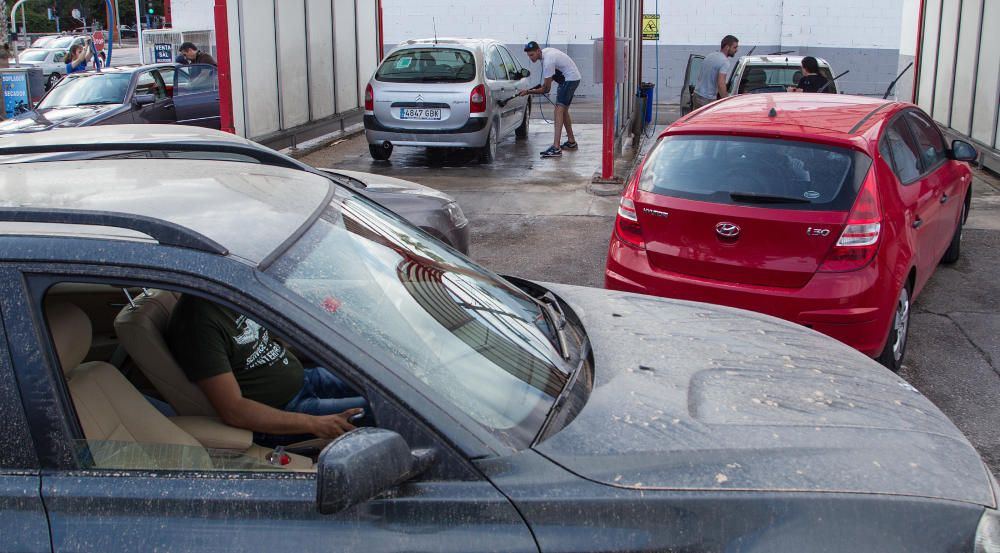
371, 47, 477, 131
633, 134, 872, 288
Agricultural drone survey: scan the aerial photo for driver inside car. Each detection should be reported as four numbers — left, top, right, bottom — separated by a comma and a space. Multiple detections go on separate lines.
167, 294, 367, 446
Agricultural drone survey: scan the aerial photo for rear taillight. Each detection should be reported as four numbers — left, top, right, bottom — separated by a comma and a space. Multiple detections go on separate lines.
614, 183, 644, 248
470, 84, 487, 114
819, 170, 881, 272
364, 84, 374, 111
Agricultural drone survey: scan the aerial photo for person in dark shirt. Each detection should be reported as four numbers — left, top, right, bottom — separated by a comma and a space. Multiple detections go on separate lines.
788, 56, 829, 93
167, 295, 365, 441
178, 42, 217, 66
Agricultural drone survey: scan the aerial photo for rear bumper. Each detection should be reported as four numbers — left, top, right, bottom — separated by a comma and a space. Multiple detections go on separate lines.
604, 236, 895, 357
364, 114, 489, 147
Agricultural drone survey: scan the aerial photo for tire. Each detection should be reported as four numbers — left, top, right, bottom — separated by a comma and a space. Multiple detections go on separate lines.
940, 200, 966, 264
479, 124, 497, 164
876, 283, 911, 372
515, 98, 530, 139
46, 73, 61, 90
369, 143, 392, 161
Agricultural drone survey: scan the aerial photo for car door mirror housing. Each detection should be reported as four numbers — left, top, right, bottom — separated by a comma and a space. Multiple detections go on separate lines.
133, 94, 157, 107
950, 140, 978, 162
316, 427, 434, 515
519, 68, 531, 80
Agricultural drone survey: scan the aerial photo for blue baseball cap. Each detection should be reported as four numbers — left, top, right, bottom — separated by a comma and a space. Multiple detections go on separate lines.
524, 41, 540, 51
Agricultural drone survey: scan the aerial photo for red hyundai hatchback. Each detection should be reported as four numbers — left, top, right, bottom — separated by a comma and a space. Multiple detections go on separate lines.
605, 94, 978, 371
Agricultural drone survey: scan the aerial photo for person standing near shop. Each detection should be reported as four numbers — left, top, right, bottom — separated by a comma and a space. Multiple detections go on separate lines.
65, 45, 90, 74
177, 42, 217, 66
518, 41, 582, 158
692, 35, 739, 110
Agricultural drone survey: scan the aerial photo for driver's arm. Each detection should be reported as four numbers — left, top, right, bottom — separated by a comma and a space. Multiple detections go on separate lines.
717, 72, 729, 98
197, 372, 360, 439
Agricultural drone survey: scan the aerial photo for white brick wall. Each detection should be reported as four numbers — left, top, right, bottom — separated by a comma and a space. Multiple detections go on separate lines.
382, 0, 904, 50
170, 0, 216, 32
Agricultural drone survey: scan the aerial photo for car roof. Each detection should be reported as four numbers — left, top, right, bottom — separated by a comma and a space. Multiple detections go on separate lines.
0, 157, 332, 265
670, 93, 898, 142
740, 55, 831, 66
0, 124, 258, 149
396, 38, 494, 50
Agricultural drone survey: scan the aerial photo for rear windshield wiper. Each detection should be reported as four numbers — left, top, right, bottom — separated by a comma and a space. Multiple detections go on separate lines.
730, 192, 812, 204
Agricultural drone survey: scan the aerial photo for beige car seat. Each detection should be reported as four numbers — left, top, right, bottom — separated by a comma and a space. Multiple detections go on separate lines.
114, 289, 217, 416
45, 300, 211, 469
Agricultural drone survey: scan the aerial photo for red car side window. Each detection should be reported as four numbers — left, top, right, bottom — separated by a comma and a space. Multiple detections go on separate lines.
904, 112, 948, 173
881, 120, 922, 185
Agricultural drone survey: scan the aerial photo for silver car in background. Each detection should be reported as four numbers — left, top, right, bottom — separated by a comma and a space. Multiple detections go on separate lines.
364, 38, 532, 163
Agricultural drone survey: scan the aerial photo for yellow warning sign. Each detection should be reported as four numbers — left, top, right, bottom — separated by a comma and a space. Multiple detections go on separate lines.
642, 14, 659, 40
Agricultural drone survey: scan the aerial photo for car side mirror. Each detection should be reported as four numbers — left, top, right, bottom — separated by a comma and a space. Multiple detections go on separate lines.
316, 427, 434, 515
133, 94, 156, 107
950, 140, 978, 162
519, 68, 531, 80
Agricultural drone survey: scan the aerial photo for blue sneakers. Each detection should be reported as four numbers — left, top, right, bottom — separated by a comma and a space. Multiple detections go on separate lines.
540, 146, 562, 158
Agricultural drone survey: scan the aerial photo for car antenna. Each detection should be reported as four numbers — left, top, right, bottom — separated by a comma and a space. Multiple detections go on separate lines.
817, 70, 850, 93
882, 62, 914, 100
433, 17, 438, 44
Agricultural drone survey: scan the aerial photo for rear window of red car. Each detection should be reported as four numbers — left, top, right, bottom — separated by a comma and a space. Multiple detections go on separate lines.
639, 135, 872, 211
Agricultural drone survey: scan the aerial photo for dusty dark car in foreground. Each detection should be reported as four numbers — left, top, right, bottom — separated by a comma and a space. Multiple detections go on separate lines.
0, 135, 996, 552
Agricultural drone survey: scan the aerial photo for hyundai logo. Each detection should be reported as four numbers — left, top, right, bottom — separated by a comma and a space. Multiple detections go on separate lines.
715, 222, 741, 239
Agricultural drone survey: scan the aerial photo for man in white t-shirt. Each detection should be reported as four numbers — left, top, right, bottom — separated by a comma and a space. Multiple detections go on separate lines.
517, 41, 582, 158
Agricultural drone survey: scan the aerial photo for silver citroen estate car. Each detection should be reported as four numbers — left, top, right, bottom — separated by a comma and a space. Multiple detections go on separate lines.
364, 38, 532, 163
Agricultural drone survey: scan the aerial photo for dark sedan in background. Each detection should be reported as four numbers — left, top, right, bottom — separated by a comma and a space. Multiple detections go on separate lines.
0, 63, 220, 134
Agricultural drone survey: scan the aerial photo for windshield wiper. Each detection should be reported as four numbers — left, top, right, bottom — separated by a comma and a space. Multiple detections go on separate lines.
730, 192, 812, 204
74, 101, 121, 106
538, 292, 570, 360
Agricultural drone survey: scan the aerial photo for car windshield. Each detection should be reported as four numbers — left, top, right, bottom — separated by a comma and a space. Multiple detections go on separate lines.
49, 36, 80, 48
267, 187, 570, 447
38, 73, 132, 108
376, 48, 476, 83
640, 135, 871, 210
31, 37, 56, 47
20, 50, 50, 62
738, 64, 836, 93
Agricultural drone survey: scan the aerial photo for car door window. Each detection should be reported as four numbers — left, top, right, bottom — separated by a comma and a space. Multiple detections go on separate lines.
881, 119, 923, 184
134, 71, 166, 100
175, 64, 219, 96
497, 47, 519, 80
905, 111, 948, 173
158, 67, 176, 97
486, 47, 507, 81
53, 50, 66, 63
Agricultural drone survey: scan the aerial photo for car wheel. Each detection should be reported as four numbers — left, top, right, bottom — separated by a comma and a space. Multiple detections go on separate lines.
369, 143, 392, 161
515, 98, 530, 139
876, 283, 911, 372
46, 73, 61, 90
479, 124, 497, 164
940, 200, 966, 264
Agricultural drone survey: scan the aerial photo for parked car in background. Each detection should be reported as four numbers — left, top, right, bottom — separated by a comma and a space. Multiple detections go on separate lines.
681, 54, 837, 115
365, 38, 532, 163
0, 126, 470, 253
9, 48, 71, 90
0, 130, 997, 552
0, 64, 220, 134
46, 34, 95, 53
606, 93, 977, 371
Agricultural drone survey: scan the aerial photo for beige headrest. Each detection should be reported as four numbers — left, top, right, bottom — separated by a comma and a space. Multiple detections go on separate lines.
45, 301, 92, 373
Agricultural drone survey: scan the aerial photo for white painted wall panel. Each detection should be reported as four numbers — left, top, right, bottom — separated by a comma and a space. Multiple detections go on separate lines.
170, 0, 217, 31
277, 0, 310, 129
971, 0, 1000, 147
899, 0, 920, 56
931, 0, 960, 124
949, 0, 982, 136
228, 0, 246, 136
916, 0, 942, 112
240, 0, 280, 137
307, 0, 337, 120
355, 0, 379, 102
334, 0, 359, 113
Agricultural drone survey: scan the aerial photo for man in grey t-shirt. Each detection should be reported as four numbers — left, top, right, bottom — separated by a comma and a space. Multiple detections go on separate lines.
693, 35, 739, 110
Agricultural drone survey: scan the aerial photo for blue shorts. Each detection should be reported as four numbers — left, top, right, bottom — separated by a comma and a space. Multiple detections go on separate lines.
556, 80, 580, 107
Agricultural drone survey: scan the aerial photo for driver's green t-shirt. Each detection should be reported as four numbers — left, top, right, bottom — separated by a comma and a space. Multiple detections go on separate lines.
167, 296, 304, 408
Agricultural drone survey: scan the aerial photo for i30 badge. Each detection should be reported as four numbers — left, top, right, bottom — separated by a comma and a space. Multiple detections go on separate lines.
716, 222, 741, 239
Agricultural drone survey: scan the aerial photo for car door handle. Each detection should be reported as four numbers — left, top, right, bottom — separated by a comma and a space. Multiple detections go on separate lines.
912, 217, 923, 229
939, 194, 948, 204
